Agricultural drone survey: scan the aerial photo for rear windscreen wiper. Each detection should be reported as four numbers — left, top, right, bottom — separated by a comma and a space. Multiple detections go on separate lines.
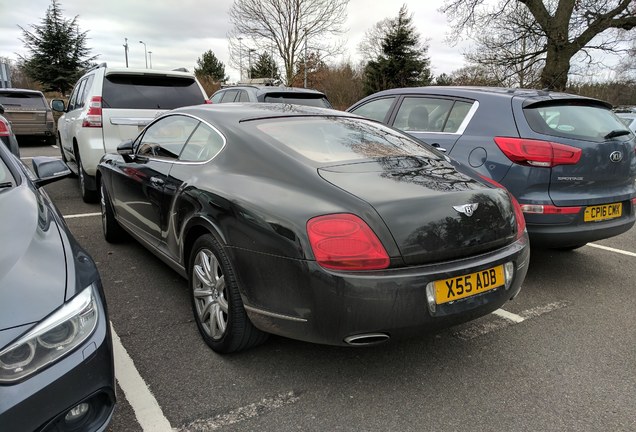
604, 129, 631, 139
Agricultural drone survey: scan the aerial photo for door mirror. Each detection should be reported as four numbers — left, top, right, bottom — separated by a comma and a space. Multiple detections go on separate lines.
31, 157, 72, 187
51, 99, 66, 112
117, 139, 135, 155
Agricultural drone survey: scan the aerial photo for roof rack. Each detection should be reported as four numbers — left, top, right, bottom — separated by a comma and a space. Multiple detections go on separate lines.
172, 67, 189, 72
85, 62, 107, 73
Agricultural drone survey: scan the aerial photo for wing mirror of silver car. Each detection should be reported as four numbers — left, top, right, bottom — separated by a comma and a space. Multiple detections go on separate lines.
51, 99, 66, 112
31, 157, 72, 187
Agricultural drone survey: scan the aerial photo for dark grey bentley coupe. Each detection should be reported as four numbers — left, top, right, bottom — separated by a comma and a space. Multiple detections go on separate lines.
97, 103, 529, 353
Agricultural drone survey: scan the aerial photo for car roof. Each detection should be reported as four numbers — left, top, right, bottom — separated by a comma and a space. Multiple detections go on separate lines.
0, 88, 46, 96
175, 102, 356, 124
352, 86, 610, 109
220, 85, 326, 97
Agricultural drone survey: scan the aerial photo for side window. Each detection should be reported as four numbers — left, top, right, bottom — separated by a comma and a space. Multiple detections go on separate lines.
220, 89, 239, 103
210, 92, 223, 104
393, 97, 454, 132
443, 101, 474, 133
67, 79, 84, 111
77, 74, 95, 109
136, 115, 199, 159
349, 97, 395, 122
237, 90, 250, 102
179, 123, 225, 162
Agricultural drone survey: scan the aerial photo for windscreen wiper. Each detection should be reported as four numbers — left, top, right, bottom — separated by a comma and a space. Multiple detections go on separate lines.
604, 129, 631, 139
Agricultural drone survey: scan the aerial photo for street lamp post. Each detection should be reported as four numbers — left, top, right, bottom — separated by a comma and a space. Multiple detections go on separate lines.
123, 38, 129, 67
238, 37, 243, 82
303, 28, 308, 88
139, 41, 148, 68
148, 51, 152, 69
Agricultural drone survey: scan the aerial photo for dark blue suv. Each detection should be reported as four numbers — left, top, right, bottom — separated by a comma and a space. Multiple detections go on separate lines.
348, 87, 636, 249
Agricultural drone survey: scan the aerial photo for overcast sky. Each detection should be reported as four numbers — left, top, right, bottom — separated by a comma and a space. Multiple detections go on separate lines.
1, 0, 471, 82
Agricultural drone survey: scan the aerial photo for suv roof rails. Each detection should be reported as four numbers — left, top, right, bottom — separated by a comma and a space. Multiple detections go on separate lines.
172, 67, 189, 72
85, 62, 107, 73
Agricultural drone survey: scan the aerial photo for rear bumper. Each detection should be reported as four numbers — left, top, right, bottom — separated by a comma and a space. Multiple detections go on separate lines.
526, 200, 636, 247
235, 235, 530, 346
11, 123, 55, 137
0, 293, 115, 432
527, 216, 635, 247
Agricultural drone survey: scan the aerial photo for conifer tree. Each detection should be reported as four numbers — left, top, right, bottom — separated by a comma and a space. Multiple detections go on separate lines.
19, 0, 96, 94
194, 50, 228, 83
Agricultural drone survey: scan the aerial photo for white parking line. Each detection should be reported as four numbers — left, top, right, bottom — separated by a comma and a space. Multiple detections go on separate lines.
587, 243, 636, 257
178, 391, 301, 431
64, 212, 101, 219
492, 308, 525, 323
111, 325, 175, 432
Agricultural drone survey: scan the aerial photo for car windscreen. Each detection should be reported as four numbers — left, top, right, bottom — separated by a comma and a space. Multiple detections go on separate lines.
524, 102, 630, 141
0, 93, 47, 108
102, 74, 205, 109
252, 116, 439, 163
263, 94, 332, 108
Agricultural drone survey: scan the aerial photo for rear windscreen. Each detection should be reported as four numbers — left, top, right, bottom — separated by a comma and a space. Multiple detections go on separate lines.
0, 93, 46, 108
263, 94, 332, 108
253, 116, 438, 163
524, 103, 630, 141
102, 75, 205, 109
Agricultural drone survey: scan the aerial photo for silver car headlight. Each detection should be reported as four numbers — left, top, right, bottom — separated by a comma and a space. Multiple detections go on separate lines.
0, 284, 99, 383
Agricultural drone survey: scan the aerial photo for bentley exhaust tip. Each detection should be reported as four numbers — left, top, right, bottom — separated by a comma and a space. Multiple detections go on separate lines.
344, 333, 390, 346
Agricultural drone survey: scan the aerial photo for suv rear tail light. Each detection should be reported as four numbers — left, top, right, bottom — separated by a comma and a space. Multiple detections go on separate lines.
478, 175, 526, 239
520, 204, 581, 215
307, 213, 390, 271
0, 118, 9, 137
494, 137, 581, 167
82, 96, 103, 128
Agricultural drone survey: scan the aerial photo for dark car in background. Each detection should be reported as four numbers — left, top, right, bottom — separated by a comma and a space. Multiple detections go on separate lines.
0, 104, 20, 157
210, 83, 332, 108
0, 145, 115, 431
348, 87, 636, 249
98, 103, 529, 354
0, 88, 55, 146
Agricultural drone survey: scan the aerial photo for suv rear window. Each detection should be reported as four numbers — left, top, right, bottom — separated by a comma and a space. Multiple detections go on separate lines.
263, 93, 332, 108
102, 75, 205, 109
0, 92, 46, 108
524, 103, 629, 141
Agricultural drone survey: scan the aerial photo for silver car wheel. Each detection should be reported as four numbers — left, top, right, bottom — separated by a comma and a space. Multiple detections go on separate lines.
192, 248, 228, 340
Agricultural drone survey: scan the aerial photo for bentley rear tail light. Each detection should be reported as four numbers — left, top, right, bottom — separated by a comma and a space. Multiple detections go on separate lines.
307, 213, 390, 270
478, 174, 526, 239
82, 96, 103, 128
494, 137, 581, 167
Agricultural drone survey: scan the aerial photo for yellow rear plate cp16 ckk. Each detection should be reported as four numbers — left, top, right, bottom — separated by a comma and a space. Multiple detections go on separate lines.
584, 203, 622, 222
434, 265, 504, 305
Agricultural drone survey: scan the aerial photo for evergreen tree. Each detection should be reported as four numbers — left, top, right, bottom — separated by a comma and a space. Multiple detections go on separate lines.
19, 0, 97, 94
363, 5, 432, 95
194, 50, 228, 83
249, 52, 280, 81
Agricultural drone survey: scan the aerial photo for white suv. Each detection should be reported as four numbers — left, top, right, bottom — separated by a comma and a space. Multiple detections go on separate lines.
52, 63, 208, 202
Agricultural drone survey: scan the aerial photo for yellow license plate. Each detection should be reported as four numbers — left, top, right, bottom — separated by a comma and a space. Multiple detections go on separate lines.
434, 265, 504, 304
584, 203, 622, 222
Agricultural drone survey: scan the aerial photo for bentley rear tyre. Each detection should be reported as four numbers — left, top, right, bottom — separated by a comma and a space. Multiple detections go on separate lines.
189, 234, 268, 354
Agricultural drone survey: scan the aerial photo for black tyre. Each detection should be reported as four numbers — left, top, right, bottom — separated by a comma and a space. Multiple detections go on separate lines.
100, 180, 127, 243
189, 234, 268, 354
77, 153, 98, 203
46, 135, 56, 147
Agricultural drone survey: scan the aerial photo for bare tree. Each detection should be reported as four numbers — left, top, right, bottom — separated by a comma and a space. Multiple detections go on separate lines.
357, 18, 392, 63
442, 0, 636, 90
616, 37, 636, 80
228, 0, 349, 85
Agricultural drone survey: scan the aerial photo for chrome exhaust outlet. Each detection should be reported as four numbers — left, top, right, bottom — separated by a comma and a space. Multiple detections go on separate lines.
344, 333, 390, 346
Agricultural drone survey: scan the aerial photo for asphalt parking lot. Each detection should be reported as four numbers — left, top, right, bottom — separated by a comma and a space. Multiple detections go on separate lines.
20, 141, 636, 432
